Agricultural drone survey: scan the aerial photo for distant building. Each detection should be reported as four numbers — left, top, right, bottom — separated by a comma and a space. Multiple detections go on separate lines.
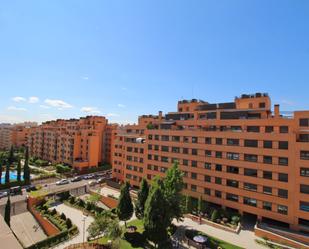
112, 93, 309, 233
28, 116, 116, 170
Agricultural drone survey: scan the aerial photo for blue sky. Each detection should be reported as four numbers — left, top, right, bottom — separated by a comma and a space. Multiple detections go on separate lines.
0, 0, 308, 124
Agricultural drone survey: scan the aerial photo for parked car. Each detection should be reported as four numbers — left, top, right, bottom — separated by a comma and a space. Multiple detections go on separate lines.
71, 176, 82, 182
10, 186, 22, 195
96, 178, 105, 184
88, 180, 97, 186
0, 191, 8, 199
25, 185, 37, 192
56, 179, 69, 185
83, 174, 92, 180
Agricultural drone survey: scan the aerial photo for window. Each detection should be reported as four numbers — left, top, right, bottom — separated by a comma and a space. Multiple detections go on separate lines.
192, 137, 198, 143
280, 126, 289, 133
300, 168, 309, 177
299, 218, 309, 227
204, 188, 211, 195
191, 184, 197, 192
205, 150, 212, 157
161, 135, 169, 141
265, 126, 274, 133
215, 151, 222, 158
263, 186, 272, 195
191, 160, 197, 167
300, 184, 309, 194
259, 102, 266, 108
231, 126, 242, 132
205, 137, 212, 144
263, 171, 272, 180
183, 159, 188, 166
244, 139, 258, 148
155, 135, 159, 140
154, 145, 159, 151
215, 190, 222, 198
172, 147, 180, 153
278, 205, 288, 215
278, 173, 288, 182
300, 201, 309, 212
191, 172, 197, 180
192, 148, 198, 155
244, 197, 257, 207
227, 152, 239, 160
162, 146, 169, 152
161, 156, 169, 163
215, 164, 222, 171
183, 148, 189, 154
263, 140, 273, 148
244, 154, 258, 162
278, 157, 288, 166
247, 126, 260, 132
300, 151, 309, 160
263, 202, 272, 211
215, 177, 222, 184
300, 118, 309, 127
216, 138, 223, 145
183, 136, 189, 143
204, 163, 211, 169
278, 189, 288, 199
227, 166, 239, 174
226, 179, 239, 188
226, 193, 238, 202
244, 168, 257, 177
227, 138, 239, 146
279, 141, 289, 150
148, 144, 152, 150
172, 136, 180, 142
244, 182, 257, 191
204, 175, 211, 182
148, 135, 153, 140
263, 156, 272, 164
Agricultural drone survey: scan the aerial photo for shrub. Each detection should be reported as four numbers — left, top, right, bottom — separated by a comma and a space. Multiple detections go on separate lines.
78, 198, 85, 208
51, 208, 57, 216
211, 209, 219, 222
68, 196, 75, 204
56, 164, 71, 174
86, 202, 93, 211
231, 215, 240, 225
60, 213, 66, 220
66, 218, 72, 229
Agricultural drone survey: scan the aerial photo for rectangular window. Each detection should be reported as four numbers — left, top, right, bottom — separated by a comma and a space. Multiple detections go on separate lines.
278, 205, 288, 215
227, 166, 239, 174
216, 138, 223, 145
263, 186, 272, 195
161, 135, 169, 141
226, 179, 239, 188
192, 148, 198, 155
263, 201, 272, 211
155, 135, 159, 140
244, 168, 257, 177
205, 137, 212, 144
205, 150, 212, 157
247, 126, 260, 132
244, 197, 257, 207
300, 118, 309, 127
279, 141, 289, 150
183, 148, 189, 154
227, 138, 239, 146
162, 146, 169, 152
278, 157, 288, 166
300, 168, 309, 177
172, 136, 180, 142
244, 154, 258, 162
215, 190, 222, 198
204, 175, 211, 182
263, 140, 273, 149
204, 163, 211, 169
227, 152, 239, 160
154, 145, 159, 151
161, 156, 169, 163
215, 177, 222, 184
278, 189, 288, 199
226, 193, 238, 202
191, 160, 197, 167
183, 136, 189, 143
265, 126, 274, 133
215, 151, 222, 158
244, 139, 258, 148
191, 172, 197, 179
192, 137, 198, 143
263, 171, 272, 180
278, 173, 288, 182
204, 188, 211, 195
299, 201, 309, 212
215, 164, 222, 171
300, 184, 309, 194
300, 151, 309, 160
191, 184, 197, 192
171, 147, 180, 153
280, 126, 289, 133
263, 156, 273, 164
244, 182, 257, 191
183, 159, 188, 166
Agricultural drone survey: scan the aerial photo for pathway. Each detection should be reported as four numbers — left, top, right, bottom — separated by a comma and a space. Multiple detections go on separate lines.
53, 203, 94, 249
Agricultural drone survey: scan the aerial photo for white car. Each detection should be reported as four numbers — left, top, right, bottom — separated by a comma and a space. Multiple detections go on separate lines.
0, 191, 8, 199
88, 180, 97, 186
56, 179, 69, 185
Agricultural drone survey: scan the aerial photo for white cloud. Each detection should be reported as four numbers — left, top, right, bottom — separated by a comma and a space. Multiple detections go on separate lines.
121, 87, 127, 91
81, 76, 89, 80
7, 106, 27, 111
39, 105, 50, 109
12, 96, 26, 102
29, 96, 39, 103
81, 107, 101, 114
106, 113, 119, 117
117, 104, 126, 108
44, 99, 73, 109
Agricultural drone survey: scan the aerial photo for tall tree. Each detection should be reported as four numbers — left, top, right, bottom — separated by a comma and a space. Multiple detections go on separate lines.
5, 161, 10, 185
17, 158, 21, 182
4, 194, 11, 227
163, 162, 184, 222
135, 178, 149, 219
116, 181, 133, 227
144, 181, 169, 248
8, 146, 14, 166
23, 147, 30, 184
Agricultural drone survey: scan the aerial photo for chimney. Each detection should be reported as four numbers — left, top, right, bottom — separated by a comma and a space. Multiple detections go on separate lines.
158, 111, 163, 121
274, 104, 280, 118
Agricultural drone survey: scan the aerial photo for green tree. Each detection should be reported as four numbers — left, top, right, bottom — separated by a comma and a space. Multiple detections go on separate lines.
23, 147, 30, 185
8, 146, 14, 166
116, 181, 133, 227
144, 181, 169, 248
135, 178, 149, 219
198, 195, 204, 214
163, 162, 184, 222
184, 195, 192, 214
66, 218, 72, 229
211, 209, 219, 222
86, 192, 101, 206
5, 162, 10, 184
4, 194, 11, 227
17, 158, 21, 182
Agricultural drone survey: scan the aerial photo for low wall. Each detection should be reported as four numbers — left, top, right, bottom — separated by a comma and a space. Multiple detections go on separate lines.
254, 224, 309, 249
186, 214, 240, 234
100, 196, 118, 209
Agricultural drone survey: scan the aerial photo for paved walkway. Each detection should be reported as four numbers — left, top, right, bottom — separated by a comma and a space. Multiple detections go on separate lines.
11, 212, 47, 247
173, 217, 265, 249
53, 204, 94, 249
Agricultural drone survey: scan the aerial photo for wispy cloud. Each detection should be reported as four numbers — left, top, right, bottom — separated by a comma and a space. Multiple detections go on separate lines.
280, 99, 296, 106
81, 107, 101, 114
7, 106, 27, 111
81, 76, 89, 80
121, 87, 127, 91
29, 96, 39, 103
12, 96, 26, 102
44, 99, 73, 109
106, 113, 119, 117
117, 104, 126, 108
39, 105, 50, 109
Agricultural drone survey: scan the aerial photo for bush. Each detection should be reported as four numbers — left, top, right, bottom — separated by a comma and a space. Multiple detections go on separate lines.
56, 164, 71, 174
86, 202, 93, 211
68, 196, 76, 204
66, 218, 72, 229
51, 208, 57, 216
231, 215, 240, 225
211, 209, 219, 222
78, 198, 85, 208
60, 213, 66, 220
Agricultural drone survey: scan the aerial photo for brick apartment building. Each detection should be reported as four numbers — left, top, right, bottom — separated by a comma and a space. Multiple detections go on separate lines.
28, 116, 116, 170
0, 122, 37, 150
112, 93, 309, 233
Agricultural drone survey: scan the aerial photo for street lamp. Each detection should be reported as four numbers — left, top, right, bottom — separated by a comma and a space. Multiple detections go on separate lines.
82, 215, 87, 248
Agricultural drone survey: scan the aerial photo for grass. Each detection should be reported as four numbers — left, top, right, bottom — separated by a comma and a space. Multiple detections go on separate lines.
29, 189, 49, 197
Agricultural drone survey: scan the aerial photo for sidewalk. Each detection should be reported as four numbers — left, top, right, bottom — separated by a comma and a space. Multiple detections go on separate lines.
173, 217, 265, 249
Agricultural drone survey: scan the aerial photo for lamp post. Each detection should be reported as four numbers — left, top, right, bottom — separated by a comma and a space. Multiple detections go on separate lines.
82, 215, 87, 248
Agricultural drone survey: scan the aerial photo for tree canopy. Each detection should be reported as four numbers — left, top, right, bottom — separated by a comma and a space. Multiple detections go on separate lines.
116, 181, 133, 226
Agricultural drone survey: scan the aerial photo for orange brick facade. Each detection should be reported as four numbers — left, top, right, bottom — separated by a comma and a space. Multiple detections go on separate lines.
28, 116, 116, 170
112, 93, 309, 233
